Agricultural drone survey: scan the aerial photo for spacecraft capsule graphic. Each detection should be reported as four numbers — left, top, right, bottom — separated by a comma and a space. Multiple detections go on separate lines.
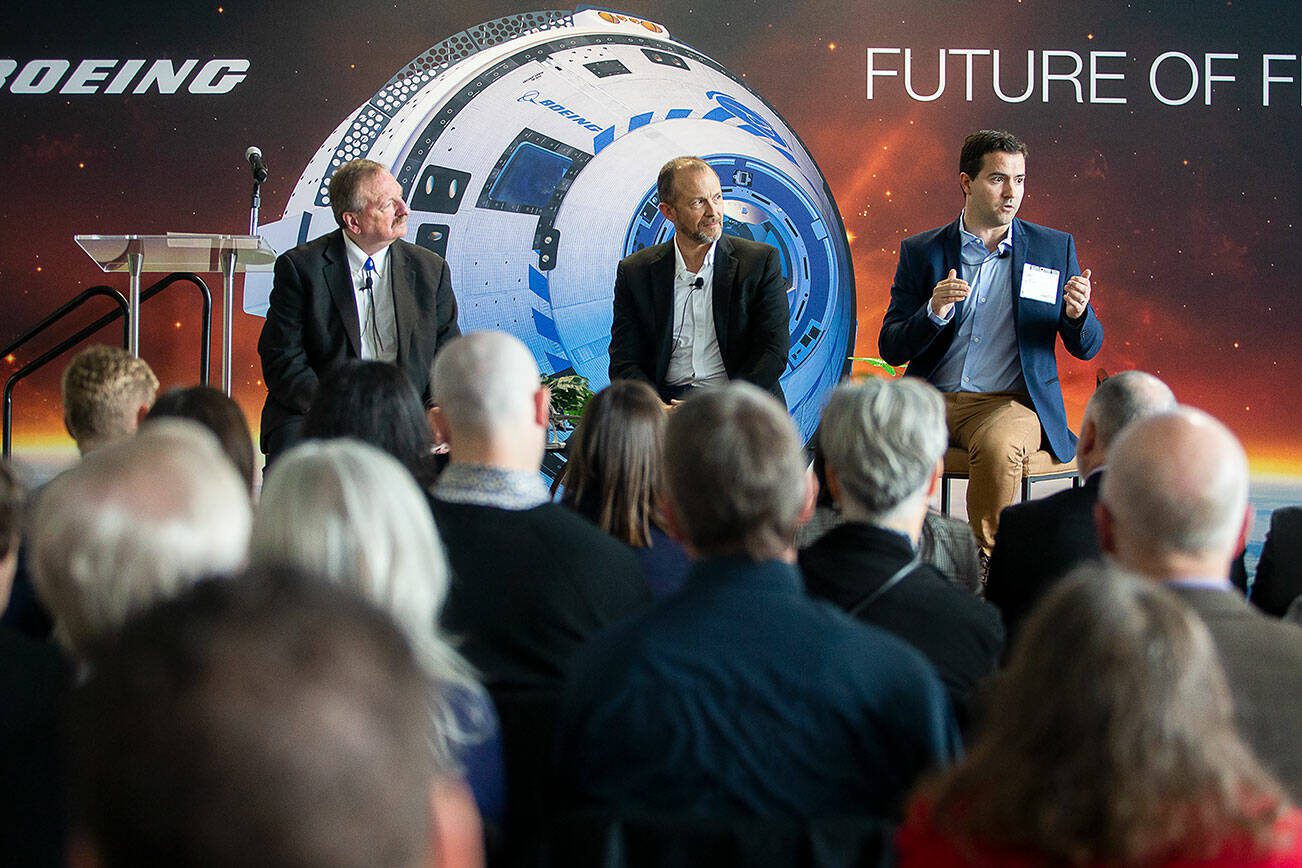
244, 7, 855, 441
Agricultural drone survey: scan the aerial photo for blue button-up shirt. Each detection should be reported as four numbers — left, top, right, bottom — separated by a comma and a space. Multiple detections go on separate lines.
928, 214, 1026, 394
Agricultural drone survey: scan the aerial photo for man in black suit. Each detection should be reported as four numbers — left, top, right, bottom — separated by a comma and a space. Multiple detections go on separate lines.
1098, 408, 1302, 801
258, 158, 460, 463
608, 156, 790, 404
986, 370, 1175, 642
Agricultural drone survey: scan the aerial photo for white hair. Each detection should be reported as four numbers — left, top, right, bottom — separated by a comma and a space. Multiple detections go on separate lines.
1083, 370, 1176, 451
819, 377, 947, 525
30, 419, 250, 658
429, 331, 540, 440
1101, 407, 1249, 560
250, 438, 487, 768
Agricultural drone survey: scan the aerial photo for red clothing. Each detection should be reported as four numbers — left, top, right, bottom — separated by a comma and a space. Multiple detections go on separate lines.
897, 797, 1302, 867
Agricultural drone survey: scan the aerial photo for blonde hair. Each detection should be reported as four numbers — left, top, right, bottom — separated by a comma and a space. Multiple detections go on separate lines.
61, 344, 158, 451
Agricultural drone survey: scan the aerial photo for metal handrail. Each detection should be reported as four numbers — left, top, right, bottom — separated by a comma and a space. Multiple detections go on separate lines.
2, 272, 214, 458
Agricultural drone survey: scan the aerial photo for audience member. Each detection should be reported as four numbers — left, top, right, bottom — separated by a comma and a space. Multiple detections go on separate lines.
898, 566, 1300, 866
29, 420, 249, 661
1250, 506, 1302, 618
427, 332, 650, 691
147, 385, 256, 494
986, 370, 1175, 641
557, 379, 690, 598
558, 383, 960, 820
250, 439, 503, 826
1098, 408, 1302, 800
301, 359, 441, 488
60, 344, 158, 455
800, 377, 1003, 728
70, 569, 482, 868
1, 462, 69, 867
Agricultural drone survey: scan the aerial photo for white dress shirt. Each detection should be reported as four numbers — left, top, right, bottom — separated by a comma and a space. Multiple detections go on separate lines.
665, 238, 727, 388
343, 235, 398, 363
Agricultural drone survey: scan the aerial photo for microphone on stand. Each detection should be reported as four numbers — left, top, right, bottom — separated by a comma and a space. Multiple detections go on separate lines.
245, 146, 269, 184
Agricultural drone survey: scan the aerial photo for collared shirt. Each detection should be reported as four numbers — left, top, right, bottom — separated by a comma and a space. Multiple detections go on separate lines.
928, 213, 1025, 394
343, 234, 398, 363
433, 462, 550, 511
665, 238, 727, 388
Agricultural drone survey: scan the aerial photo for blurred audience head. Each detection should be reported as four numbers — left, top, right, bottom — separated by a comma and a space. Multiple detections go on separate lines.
1077, 370, 1176, 477
924, 565, 1286, 863
72, 569, 441, 868
30, 420, 249, 659
429, 331, 547, 470
663, 383, 810, 560
818, 377, 947, 533
0, 460, 24, 609
1098, 407, 1250, 581
559, 379, 665, 547
147, 385, 256, 494
61, 344, 159, 455
302, 360, 436, 487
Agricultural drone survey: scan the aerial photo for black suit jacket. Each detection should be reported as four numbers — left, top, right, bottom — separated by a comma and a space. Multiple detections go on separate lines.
1171, 586, 1302, 801
985, 473, 1102, 643
257, 228, 460, 457
1251, 506, 1302, 617
608, 234, 789, 402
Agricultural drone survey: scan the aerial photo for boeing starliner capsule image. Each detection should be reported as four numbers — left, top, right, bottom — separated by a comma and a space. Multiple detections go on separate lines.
244, 7, 855, 441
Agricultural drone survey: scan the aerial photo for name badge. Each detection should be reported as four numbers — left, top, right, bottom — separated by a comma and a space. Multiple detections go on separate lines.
1020, 263, 1060, 304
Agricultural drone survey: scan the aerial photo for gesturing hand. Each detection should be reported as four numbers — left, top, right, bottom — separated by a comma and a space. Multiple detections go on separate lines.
1064, 268, 1092, 320
930, 269, 970, 319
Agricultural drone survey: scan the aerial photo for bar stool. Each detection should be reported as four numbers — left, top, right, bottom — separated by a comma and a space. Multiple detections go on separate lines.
939, 447, 1079, 515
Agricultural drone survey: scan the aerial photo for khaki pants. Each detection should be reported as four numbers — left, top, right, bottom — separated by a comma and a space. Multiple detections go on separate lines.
944, 391, 1043, 553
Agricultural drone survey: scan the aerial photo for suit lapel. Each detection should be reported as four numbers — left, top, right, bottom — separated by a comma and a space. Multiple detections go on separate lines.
651, 244, 677, 379
389, 241, 417, 372
1010, 217, 1027, 330
944, 220, 966, 323
324, 231, 361, 356
712, 235, 737, 352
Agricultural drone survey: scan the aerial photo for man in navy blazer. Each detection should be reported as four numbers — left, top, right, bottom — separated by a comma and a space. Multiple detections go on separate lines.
609, 157, 789, 405
879, 130, 1103, 552
258, 159, 460, 464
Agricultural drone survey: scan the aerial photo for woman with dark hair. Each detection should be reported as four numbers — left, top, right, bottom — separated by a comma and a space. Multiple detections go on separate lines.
557, 380, 688, 598
147, 385, 256, 494
302, 360, 441, 487
898, 566, 1301, 867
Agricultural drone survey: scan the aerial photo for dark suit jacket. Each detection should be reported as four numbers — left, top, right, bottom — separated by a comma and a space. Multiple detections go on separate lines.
985, 472, 1103, 643
1251, 506, 1302, 617
257, 228, 459, 457
878, 218, 1103, 461
1171, 585, 1302, 802
608, 234, 789, 402
799, 522, 1004, 730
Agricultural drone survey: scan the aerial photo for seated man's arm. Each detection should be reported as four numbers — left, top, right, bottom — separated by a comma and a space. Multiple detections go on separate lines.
878, 240, 951, 367
258, 253, 321, 416
733, 245, 791, 390
1057, 235, 1104, 360
608, 259, 655, 385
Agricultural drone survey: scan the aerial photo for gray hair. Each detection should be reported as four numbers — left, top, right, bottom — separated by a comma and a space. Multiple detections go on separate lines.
1084, 371, 1176, 452
31, 419, 250, 658
430, 331, 540, 442
664, 383, 806, 560
1101, 407, 1249, 559
327, 158, 387, 228
250, 439, 485, 769
819, 377, 947, 523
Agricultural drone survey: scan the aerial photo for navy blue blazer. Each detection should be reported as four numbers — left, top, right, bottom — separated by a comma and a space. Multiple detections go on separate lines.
878, 218, 1103, 461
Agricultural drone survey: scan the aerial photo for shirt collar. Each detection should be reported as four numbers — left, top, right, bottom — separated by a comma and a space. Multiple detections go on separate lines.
958, 210, 1014, 257
433, 463, 549, 510
343, 233, 391, 278
672, 235, 718, 280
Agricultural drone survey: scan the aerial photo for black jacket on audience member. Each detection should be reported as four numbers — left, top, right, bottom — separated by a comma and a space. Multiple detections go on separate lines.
800, 522, 1004, 729
1251, 506, 1302, 618
431, 500, 651, 691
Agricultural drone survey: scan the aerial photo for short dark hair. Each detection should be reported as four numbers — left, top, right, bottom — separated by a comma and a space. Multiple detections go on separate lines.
147, 386, 256, 494
328, 158, 387, 228
72, 569, 437, 868
303, 360, 437, 487
959, 130, 1028, 179
656, 155, 713, 206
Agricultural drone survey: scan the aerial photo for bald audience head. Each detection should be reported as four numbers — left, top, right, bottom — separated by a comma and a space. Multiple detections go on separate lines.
429, 331, 548, 470
30, 419, 250, 658
1097, 407, 1250, 581
1077, 371, 1176, 478
61, 344, 159, 455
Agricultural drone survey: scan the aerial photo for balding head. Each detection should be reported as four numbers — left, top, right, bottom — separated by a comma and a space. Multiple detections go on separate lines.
1077, 371, 1176, 477
1097, 407, 1249, 581
429, 332, 548, 469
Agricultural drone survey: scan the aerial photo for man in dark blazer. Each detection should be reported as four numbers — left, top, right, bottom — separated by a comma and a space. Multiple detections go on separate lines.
878, 130, 1103, 552
258, 159, 459, 463
1250, 506, 1302, 618
1098, 408, 1302, 801
608, 156, 789, 404
986, 371, 1175, 642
